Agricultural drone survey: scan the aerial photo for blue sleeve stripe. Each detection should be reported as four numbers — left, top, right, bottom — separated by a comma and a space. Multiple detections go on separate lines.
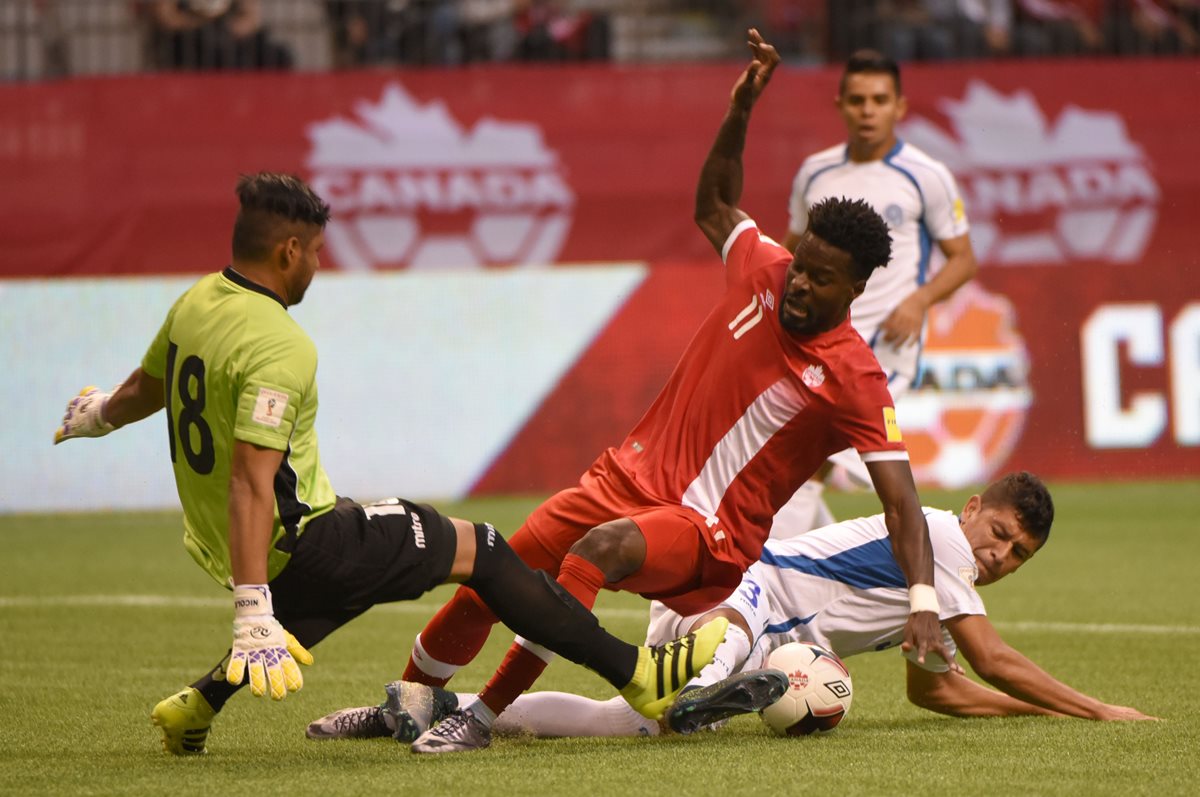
759, 538, 908, 590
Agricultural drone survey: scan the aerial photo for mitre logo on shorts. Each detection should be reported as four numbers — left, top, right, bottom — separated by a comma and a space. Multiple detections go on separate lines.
894, 284, 1032, 488
900, 81, 1159, 266
306, 83, 575, 270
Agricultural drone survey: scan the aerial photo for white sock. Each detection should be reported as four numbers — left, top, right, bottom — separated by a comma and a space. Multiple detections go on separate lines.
686, 624, 751, 690
489, 692, 658, 738
463, 696, 496, 728
409, 633, 461, 681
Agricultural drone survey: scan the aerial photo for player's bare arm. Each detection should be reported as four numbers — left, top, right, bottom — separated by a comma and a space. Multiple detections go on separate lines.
225, 438, 313, 700
105, 367, 166, 426
54, 367, 165, 444
228, 440, 285, 585
906, 660, 1064, 718
946, 613, 1155, 720
693, 29, 779, 252
864, 458, 960, 672
880, 233, 978, 346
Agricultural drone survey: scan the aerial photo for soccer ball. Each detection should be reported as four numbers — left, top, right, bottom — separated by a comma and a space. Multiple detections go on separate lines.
760, 642, 853, 736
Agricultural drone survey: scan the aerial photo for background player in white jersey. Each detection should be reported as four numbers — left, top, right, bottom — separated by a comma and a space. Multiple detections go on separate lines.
332, 472, 1149, 738
777, 50, 979, 534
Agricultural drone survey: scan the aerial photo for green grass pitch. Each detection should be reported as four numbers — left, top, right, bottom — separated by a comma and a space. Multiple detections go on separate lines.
2, 481, 1198, 795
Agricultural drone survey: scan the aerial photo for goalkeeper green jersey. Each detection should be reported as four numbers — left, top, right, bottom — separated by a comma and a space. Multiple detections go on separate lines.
142, 267, 336, 588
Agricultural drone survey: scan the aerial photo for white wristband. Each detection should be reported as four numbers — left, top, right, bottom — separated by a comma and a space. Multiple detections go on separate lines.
908, 584, 940, 615
233, 584, 273, 617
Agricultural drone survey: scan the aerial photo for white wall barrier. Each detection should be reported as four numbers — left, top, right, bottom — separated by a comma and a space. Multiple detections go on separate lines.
0, 267, 646, 513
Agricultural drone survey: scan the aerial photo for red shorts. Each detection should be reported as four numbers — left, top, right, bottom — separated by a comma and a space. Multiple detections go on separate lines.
513, 449, 750, 617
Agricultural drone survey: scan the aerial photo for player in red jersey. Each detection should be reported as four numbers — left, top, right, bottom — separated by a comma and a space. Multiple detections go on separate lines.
310, 30, 955, 754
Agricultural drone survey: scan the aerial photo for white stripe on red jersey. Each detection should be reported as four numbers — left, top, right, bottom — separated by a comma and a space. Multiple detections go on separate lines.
614, 220, 906, 570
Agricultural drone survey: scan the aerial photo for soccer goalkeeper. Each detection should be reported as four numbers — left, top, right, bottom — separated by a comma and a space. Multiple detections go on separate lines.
53, 172, 728, 755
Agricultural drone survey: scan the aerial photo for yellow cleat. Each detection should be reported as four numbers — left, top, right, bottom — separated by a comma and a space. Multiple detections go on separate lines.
620, 616, 729, 720
150, 687, 215, 755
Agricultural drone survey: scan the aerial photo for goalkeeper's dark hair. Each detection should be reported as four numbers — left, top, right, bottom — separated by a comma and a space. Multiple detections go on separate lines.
232, 172, 332, 261
807, 196, 893, 282
840, 49, 902, 97
981, 471, 1055, 546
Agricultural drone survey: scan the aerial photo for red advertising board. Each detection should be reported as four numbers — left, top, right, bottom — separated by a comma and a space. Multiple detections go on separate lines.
2, 60, 1197, 486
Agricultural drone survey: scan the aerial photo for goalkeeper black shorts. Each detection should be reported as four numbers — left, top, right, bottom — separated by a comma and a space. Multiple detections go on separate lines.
268, 496, 458, 616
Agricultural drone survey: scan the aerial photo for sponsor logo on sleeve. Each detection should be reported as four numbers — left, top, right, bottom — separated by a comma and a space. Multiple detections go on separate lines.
252, 388, 289, 428
883, 406, 903, 442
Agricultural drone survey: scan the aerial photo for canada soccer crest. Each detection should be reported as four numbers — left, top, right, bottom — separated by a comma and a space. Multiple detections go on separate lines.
900, 81, 1159, 266
305, 84, 575, 271
895, 284, 1032, 488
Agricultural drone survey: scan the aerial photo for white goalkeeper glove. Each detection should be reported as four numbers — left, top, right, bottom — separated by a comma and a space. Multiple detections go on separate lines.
53, 386, 115, 444
225, 584, 313, 700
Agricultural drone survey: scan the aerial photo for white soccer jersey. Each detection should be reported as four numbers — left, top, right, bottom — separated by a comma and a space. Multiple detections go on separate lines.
646, 509, 984, 672
787, 141, 970, 358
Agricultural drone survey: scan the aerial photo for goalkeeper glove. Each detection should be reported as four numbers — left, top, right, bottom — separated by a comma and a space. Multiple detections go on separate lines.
225, 584, 313, 700
53, 386, 115, 444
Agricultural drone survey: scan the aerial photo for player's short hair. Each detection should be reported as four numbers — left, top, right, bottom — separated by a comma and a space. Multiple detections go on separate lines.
232, 172, 332, 261
807, 196, 893, 282
840, 49, 902, 97
981, 471, 1055, 546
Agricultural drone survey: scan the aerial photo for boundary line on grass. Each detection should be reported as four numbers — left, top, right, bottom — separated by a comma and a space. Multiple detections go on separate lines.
1, 594, 1198, 635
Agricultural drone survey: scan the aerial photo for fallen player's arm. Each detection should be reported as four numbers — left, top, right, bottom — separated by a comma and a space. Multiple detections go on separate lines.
942, 613, 1155, 720
906, 660, 1062, 718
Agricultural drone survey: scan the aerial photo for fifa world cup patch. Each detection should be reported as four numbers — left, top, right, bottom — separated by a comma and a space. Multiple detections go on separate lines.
883, 407, 902, 442
252, 388, 289, 428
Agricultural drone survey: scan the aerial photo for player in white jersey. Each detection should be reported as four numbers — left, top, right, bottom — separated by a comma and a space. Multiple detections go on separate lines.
776, 49, 979, 534
345, 472, 1148, 738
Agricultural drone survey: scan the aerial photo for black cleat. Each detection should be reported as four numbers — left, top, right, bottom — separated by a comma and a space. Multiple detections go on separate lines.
665, 669, 790, 735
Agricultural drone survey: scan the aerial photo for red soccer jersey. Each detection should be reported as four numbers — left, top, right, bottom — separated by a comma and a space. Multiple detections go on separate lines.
613, 219, 908, 571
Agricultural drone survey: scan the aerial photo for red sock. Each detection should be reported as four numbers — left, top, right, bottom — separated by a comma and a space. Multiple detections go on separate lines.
478, 553, 606, 715
402, 585, 497, 687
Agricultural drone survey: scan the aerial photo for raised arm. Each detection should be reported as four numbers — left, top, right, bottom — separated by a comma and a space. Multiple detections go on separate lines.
864, 458, 959, 671
693, 29, 780, 253
941, 613, 1154, 720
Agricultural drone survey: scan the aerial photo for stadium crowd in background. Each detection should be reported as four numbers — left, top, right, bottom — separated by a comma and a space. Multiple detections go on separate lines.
4, 0, 1196, 81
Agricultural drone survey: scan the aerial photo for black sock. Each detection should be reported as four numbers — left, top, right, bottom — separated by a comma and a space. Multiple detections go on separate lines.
189, 654, 243, 712
464, 522, 639, 687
